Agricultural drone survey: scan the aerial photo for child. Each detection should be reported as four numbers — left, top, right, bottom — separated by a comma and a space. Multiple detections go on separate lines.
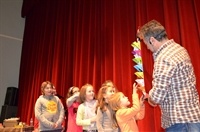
96, 80, 119, 132
34, 85, 66, 132
34, 81, 65, 132
101, 80, 117, 91
76, 83, 98, 132
108, 83, 145, 132
66, 86, 82, 132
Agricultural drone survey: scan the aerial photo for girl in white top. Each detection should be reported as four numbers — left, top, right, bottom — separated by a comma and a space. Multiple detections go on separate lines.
76, 83, 98, 131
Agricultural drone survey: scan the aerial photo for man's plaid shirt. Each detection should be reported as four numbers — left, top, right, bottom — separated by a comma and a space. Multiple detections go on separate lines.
150, 39, 200, 128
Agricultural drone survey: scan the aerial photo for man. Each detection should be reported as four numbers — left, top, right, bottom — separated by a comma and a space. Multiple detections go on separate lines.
138, 20, 200, 131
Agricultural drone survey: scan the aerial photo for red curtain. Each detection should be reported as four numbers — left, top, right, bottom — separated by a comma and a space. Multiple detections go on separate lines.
18, 0, 200, 131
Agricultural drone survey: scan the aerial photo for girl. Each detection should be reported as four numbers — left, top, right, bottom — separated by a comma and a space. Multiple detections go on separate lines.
96, 80, 119, 132
101, 80, 117, 91
108, 83, 145, 132
34, 81, 65, 132
76, 83, 98, 132
66, 86, 82, 132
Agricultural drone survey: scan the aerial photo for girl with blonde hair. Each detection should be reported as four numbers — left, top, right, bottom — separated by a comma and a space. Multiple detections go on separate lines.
108, 83, 146, 132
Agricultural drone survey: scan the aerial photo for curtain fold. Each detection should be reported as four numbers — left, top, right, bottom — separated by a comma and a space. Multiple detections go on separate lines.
18, 0, 200, 131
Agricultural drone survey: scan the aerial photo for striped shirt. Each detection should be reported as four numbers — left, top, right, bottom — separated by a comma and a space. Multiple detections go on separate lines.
150, 39, 200, 128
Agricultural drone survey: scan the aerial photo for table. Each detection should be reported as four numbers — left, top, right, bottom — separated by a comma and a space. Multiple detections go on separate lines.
0, 126, 34, 132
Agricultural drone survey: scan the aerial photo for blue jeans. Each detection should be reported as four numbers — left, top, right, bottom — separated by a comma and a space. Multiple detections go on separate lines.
166, 123, 200, 132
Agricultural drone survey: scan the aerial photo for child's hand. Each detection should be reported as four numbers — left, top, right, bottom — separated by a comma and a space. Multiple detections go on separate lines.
90, 116, 96, 123
53, 122, 58, 128
74, 92, 80, 98
132, 83, 138, 94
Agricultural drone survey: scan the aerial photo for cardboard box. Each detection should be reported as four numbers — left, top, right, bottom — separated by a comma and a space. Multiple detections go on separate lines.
3, 120, 19, 127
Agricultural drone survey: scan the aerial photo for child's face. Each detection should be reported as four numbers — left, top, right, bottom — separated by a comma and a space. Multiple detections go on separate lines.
44, 84, 53, 96
85, 86, 95, 101
104, 87, 115, 101
120, 94, 130, 108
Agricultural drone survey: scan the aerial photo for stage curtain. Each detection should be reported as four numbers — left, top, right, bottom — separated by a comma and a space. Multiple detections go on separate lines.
18, 0, 200, 131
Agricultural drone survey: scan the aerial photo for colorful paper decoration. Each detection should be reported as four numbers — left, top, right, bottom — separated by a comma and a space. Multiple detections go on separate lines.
131, 39, 145, 88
